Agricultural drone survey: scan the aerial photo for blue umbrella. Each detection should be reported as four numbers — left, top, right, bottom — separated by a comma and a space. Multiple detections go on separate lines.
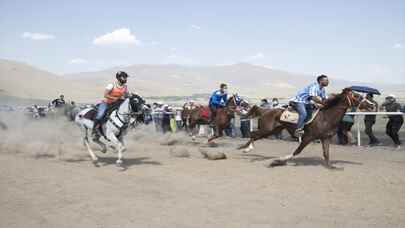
350, 86, 381, 95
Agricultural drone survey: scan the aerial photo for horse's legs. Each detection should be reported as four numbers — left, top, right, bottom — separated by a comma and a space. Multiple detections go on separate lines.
240, 138, 255, 152
106, 131, 125, 166
321, 137, 331, 167
188, 123, 197, 140
82, 127, 99, 166
208, 126, 223, 143
208, 134, 219, 143
291, 134, 313, 157
270, 134, 312, 167
238, 126, 285, 151
92, 138, 107, 153
118, 134, 127, 153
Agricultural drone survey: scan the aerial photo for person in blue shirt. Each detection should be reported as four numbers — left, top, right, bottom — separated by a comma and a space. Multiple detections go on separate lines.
208, 83, 228, 124
291, 75, 329, 136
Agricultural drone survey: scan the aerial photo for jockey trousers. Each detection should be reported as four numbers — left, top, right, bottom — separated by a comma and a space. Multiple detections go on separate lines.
293, 102, 313, 130
96, 102, 108, 120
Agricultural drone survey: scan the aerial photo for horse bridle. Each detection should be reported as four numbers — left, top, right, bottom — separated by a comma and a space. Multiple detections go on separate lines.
112, 98, 141, 129
345, 92, 355, 108
226, 95, 244, 113
117, 98, 143, 117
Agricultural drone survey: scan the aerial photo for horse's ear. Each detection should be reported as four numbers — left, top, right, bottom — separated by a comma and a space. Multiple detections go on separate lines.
342, 87, 352, 94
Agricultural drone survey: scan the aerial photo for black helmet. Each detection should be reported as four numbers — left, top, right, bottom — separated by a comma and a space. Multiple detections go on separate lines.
116, 71, 129, 84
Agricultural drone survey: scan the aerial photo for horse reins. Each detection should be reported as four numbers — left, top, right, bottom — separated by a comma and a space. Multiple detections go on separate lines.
345, 93, 355, 108
110, 99, 138, 130
226, 95, 243, 113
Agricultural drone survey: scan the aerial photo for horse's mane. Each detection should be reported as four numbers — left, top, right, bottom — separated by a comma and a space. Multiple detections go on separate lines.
226, 95, 235, 106
226, 94, 246, 107
323, 93, 344, 109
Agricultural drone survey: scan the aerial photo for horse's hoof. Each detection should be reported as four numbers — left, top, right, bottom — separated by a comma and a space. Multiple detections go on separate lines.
208, 142, 218, 147
92, 160, 100, 167
116, 160, 127, 171
269, 159, 287, 167
325, 164, 343, 171
243, 144, 254, 153
237, 144, 246, 150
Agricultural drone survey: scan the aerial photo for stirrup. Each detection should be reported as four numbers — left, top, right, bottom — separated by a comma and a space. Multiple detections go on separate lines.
91, 125, 100, 138
92, 130, 100, 138
295, 128, 304, 137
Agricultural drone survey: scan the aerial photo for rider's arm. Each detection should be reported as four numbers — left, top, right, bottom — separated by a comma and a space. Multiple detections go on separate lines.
103, 84, 118, 101
311, 96, 324, 104
104, 89, 118, 101
210, 92, 220, 106
122, 85, 130, 98
222, 94, 228, 105
308, 84, 325, 105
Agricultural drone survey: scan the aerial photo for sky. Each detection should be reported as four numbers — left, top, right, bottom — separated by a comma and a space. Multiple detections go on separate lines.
0, 0, 404, 83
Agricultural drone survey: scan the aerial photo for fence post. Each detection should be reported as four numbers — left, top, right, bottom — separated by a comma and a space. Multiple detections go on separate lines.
357, 115, 361, 147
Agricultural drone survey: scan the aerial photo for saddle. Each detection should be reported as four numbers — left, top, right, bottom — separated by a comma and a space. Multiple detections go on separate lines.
199, 106, 211, 119
84, 100, 125, 123
280, 104, 320, 125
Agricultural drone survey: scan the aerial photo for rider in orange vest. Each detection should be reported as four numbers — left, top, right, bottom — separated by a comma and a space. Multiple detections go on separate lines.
92, 71, 129, 137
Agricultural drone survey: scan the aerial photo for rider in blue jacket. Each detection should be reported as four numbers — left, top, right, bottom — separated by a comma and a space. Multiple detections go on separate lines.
209, 83, 228, 124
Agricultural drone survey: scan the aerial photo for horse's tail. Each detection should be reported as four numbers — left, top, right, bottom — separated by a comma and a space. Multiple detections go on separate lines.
75, 108, 92, 123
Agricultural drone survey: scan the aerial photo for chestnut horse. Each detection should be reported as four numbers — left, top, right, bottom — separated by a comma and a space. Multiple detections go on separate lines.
185, 94, 245, 142
245, 105, 296, 139
239, 88, 362, 168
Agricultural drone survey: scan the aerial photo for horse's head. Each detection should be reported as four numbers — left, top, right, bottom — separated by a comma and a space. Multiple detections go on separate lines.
323, 87, 361, 109
341, 87, 363, 108
226, 94, 244, 109
128, 93, 146, 113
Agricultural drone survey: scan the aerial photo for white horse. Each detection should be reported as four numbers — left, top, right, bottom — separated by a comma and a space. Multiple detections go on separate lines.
75, 94, 145, 168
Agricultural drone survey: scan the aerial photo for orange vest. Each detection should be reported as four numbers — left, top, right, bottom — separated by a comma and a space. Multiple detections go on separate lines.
105, 83, 127, 104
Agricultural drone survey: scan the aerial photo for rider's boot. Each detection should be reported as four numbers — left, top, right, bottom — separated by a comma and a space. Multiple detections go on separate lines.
92, 119, 101, 139
295, 128, 304, 137
209, 111, 216, 127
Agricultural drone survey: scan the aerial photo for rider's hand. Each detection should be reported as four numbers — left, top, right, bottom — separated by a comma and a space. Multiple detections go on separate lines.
315, 103, 324, 109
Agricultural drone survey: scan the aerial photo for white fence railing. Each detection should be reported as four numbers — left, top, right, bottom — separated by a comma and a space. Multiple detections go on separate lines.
345, 112, 404, 146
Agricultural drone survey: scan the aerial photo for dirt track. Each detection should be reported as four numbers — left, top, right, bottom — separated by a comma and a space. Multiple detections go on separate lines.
1, 114, 405, 228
